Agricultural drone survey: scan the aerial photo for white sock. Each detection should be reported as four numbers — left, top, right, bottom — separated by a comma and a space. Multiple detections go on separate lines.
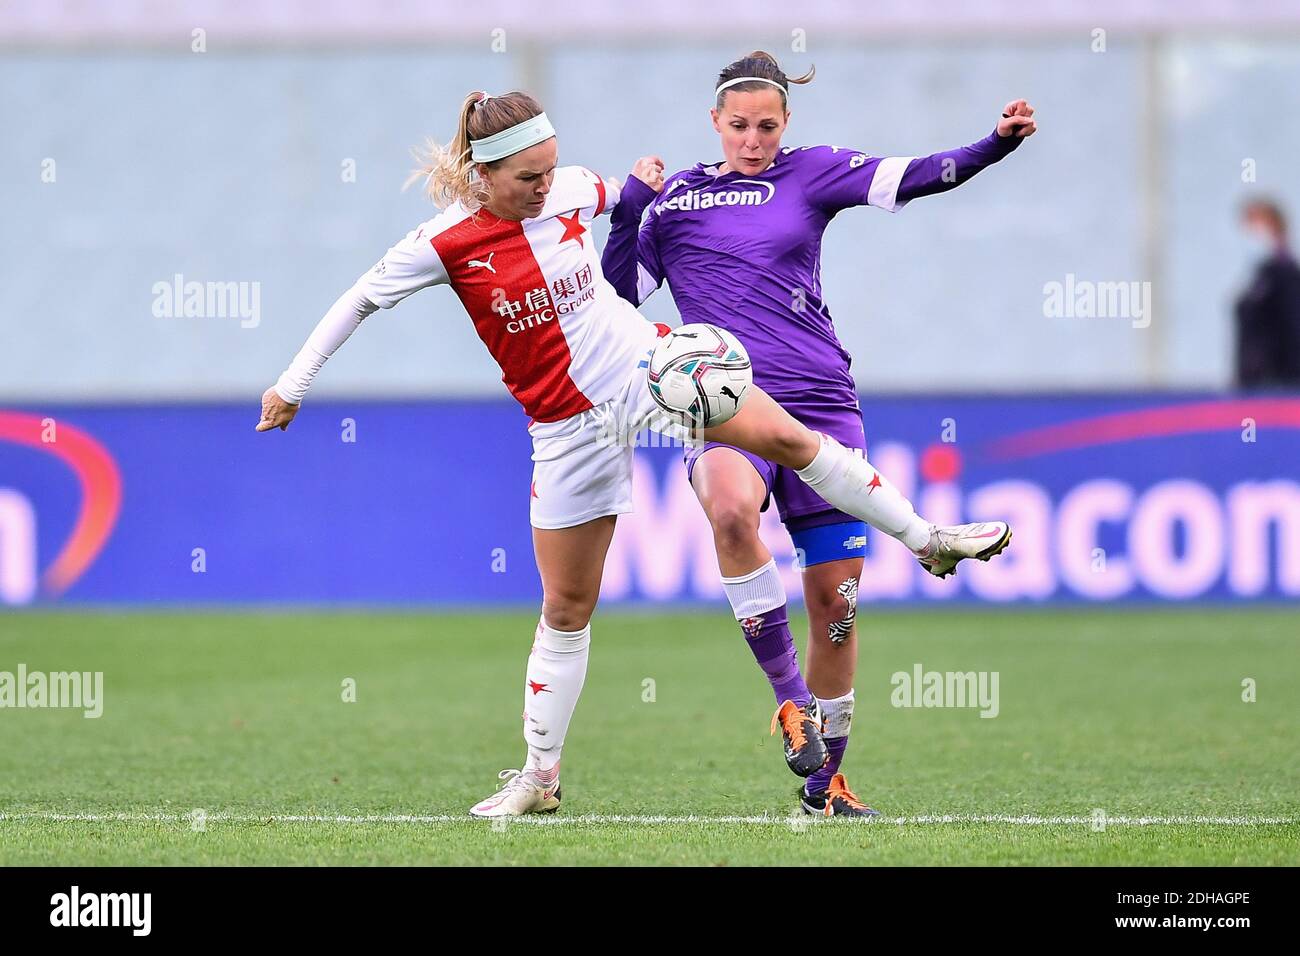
795, 434, 933, 552
720, 558, 786, 619
522, 618, 591, 774
818, 688, 855, 739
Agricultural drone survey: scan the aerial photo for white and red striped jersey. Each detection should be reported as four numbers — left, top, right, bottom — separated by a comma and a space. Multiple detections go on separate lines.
279, 166, 661, 423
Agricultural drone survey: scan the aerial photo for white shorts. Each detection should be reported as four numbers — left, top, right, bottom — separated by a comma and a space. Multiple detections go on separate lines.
528, 350, 696, 530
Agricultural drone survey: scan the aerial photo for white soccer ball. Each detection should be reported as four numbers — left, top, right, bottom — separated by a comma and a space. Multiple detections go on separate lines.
647, 323, 752, 428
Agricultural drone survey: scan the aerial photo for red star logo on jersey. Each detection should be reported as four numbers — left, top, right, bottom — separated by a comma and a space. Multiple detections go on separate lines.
556, 210, 586, 247
527, 680, 551, 695
867, 472, 883, 493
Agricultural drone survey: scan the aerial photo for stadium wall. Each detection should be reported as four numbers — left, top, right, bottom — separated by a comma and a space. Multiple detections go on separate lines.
6, 39, 1300, 399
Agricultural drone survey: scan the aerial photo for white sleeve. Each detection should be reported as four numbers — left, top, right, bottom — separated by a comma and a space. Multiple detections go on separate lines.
599, 174, 623, 217
273, 224, 449, 404
578, 166, 621, 217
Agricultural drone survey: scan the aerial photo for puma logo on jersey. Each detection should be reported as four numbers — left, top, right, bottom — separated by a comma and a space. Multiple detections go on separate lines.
467, 252, 496, 274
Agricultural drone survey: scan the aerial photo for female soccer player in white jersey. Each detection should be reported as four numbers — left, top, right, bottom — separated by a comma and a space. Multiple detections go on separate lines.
603, 52, 1033, 816
256, 90, 1010, 817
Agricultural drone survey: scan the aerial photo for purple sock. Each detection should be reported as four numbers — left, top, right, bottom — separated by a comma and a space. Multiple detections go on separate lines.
737, 603, 810, 706
805, 736, 849, 795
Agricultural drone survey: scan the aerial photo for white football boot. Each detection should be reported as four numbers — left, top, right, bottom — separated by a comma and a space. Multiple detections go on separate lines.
469, 768, 562, 818
914, 521, 1012, 579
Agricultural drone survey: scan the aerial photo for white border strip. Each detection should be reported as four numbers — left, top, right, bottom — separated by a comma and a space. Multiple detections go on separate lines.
867, 155, 915, 212
1, 811, 1294, 826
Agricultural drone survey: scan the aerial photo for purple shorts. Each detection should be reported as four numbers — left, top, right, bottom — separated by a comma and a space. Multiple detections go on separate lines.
684, 398, 867, 534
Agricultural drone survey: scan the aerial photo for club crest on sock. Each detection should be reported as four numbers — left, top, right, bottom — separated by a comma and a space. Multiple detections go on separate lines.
739, 616, 766, 639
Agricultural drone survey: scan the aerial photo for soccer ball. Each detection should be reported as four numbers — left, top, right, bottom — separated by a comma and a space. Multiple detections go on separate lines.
647, 323, 752, 428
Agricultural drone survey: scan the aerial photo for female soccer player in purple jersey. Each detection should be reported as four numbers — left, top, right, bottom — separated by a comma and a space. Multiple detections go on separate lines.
603, 51, 1034, 816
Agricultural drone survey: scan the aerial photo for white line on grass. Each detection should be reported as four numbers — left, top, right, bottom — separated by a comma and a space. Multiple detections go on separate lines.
0, 812, 1294, 826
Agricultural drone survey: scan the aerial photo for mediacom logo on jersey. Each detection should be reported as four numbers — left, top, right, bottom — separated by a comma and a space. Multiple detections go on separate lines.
654, 179, 775, 215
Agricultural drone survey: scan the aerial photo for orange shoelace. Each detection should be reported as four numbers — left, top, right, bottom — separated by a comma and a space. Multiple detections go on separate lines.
770, 700, 809, 749
825, 773, 871, 814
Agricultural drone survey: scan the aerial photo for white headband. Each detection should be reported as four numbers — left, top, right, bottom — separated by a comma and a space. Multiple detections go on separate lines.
470, 112, 555, 163
714, 76, 787, 100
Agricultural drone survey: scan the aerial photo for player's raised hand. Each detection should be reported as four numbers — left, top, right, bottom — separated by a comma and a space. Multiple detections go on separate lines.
997, 99, 1036, 139
256, 385, 299, 432
631, 155, 666, 193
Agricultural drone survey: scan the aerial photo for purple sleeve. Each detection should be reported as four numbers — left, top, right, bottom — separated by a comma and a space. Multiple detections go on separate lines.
895, 129, 1022, 203
601, 173, 663, 306
797, 146, 888, 214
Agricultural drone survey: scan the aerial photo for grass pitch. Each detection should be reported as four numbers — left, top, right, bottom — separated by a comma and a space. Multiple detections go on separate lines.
0, 607, 1296, 865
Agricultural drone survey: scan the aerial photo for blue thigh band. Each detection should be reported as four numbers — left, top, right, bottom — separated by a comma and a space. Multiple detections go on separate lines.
790, 520, 867, 569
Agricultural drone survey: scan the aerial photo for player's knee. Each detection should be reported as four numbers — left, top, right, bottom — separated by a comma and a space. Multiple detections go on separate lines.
705, 498, 762, 552
807, 575, 860, 646
541, 591, 595, 632
766, 421, 816, 467
805, 593, 839, 629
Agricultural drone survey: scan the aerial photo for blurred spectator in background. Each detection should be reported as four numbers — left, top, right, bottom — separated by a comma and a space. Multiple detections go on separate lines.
1234, 198, 1300, 387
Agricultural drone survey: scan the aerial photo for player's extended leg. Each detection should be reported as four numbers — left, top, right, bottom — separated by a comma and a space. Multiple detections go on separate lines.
469, 515, 616, 818
797, 556, 879, 817
690, 447, 828, 777
703, 387, 1012, 576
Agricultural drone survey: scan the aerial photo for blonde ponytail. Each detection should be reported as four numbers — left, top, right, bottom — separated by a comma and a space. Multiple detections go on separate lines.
406, 91, 489, 209
405, 90, 545, 210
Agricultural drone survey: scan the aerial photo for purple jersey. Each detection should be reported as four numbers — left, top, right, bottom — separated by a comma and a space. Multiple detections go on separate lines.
603, 131, 1021, 404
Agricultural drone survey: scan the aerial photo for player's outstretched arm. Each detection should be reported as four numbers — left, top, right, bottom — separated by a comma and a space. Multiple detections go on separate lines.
255, 284, 378, 432
255, 222, 449, 433
894, 99, 1036, 204
602, 155, 667, 306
